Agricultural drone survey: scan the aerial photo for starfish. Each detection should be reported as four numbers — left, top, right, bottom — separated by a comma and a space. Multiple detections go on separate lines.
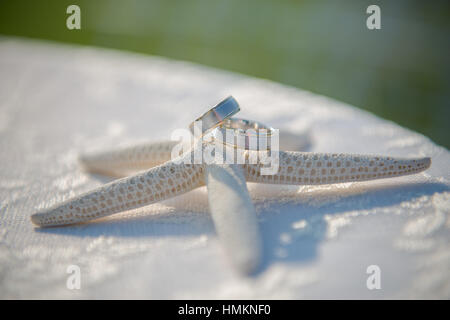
31, 138, 431, 272
32, 141, 431, 228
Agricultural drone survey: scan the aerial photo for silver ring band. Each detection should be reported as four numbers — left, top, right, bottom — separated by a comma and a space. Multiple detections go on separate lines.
189, 96, 240, 136
213, 118, 276, 150
221, 118, 273, 133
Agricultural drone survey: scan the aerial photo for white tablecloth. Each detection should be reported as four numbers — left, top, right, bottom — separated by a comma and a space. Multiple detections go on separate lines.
0, 37, 448, 299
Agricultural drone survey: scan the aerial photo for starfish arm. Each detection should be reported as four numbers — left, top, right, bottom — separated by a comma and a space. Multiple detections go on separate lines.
244, 151, 431, 185
78, 130, 313, 178
31, 157, 205, 227
79, 141, 176, 177
205, 164, 262, 274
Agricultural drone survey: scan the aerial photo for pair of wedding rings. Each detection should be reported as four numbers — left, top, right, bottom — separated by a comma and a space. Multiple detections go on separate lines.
189, 96, 275, 150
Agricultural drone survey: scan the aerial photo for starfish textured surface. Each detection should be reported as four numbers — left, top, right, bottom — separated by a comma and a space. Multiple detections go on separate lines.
244, 151, 431, 185
32, 150, 205, 227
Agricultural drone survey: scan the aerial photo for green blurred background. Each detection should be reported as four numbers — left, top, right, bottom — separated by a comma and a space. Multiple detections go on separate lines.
1, 0, 449, 148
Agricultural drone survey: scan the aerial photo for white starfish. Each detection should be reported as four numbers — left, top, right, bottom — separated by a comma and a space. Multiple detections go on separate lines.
31, 143, 432, 223
31, 140, 431, 273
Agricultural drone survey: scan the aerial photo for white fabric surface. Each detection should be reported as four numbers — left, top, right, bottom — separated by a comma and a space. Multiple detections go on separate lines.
0, 37, 449, 299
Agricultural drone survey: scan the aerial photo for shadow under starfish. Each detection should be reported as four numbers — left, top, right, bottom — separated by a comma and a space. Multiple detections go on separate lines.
36, 179, 447, 275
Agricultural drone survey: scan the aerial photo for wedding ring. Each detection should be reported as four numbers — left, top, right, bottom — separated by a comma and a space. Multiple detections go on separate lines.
213, 118, 276, 150
188, 97, 275, 150
221, 118, 273, 132
189, 96, 240, 136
